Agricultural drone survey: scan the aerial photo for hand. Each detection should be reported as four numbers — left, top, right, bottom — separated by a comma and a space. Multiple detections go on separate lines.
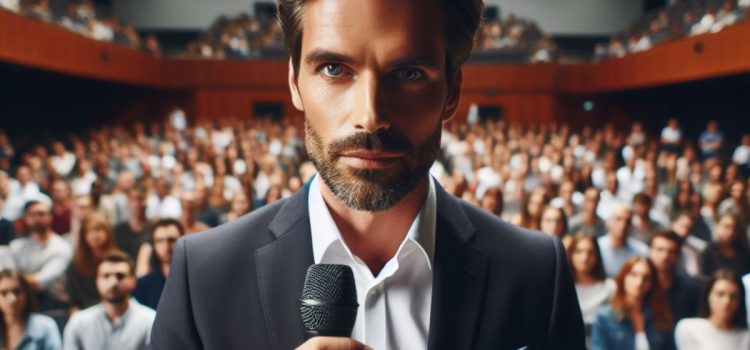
295, 337, 372, 350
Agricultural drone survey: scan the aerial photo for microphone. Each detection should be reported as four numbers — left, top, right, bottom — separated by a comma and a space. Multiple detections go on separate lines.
299, 264, 359, 339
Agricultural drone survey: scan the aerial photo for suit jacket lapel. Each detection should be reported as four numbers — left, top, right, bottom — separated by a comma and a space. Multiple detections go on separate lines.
255, 187, 314, 350
428, 185, 489, 350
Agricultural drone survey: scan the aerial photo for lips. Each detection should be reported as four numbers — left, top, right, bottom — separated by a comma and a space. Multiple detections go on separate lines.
339, 149, 403, 169
340, 150, 402, 159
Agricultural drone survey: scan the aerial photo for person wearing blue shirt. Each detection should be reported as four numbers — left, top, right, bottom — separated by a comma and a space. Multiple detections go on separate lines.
0, 269, 62, 350
699, 120, 725, 160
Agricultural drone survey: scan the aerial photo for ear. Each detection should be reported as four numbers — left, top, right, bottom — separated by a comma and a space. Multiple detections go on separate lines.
441, 68, 462, 123
288, 58, 304, 112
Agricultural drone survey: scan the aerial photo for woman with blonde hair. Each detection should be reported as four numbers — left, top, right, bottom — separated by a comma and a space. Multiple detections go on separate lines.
591, 257, 673, 350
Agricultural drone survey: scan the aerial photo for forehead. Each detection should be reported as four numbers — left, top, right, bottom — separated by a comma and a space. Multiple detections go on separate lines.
629, 261, 651, 275
154, 225, 181, 238
652, 237, 678, 249
98, 261, 131, 275
300, 0, 445, 65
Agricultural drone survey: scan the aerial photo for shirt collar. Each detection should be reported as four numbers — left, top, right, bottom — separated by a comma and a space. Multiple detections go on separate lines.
308, 173, 436, 270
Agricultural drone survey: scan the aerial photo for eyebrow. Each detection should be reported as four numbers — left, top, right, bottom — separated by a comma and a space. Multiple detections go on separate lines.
304, 49, 354, 66
303, 49, 442, 71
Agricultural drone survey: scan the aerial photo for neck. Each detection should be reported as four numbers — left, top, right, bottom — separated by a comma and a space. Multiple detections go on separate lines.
625, 296, 643, 311
708, 314, 733, 330
32, 230, 51, 244
129, 215, 145, 229
575, 272, 599, 285
658, 269, 674, 290
161, 262, 170, 277
3, 313, 23, 326
321, 177, 429, 276
611, 235, 627, 248
104, 298, 130, 321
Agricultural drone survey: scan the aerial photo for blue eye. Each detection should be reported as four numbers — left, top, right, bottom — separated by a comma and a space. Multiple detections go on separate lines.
321, 64, 344, 77
395, 68, 425, 82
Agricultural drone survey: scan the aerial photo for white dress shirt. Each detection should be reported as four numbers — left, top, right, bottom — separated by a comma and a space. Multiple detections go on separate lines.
308, 174, 436, 350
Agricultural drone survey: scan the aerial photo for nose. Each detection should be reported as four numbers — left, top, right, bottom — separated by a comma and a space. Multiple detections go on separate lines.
351, 71, 390, 133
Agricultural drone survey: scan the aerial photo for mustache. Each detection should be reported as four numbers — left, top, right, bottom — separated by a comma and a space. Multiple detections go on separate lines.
327, 129, 413, 157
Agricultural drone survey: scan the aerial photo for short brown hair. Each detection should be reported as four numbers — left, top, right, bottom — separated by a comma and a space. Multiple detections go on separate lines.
98, 250, 135, 276
277, 0, 484, 82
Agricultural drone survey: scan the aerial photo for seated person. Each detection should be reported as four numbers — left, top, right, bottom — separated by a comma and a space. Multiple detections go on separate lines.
133, 219, 184, 310
63, 251, 155, 350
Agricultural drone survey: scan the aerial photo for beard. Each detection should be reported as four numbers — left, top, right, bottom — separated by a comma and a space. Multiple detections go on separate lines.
102, 289, 128, 304
305, 120, 441, 212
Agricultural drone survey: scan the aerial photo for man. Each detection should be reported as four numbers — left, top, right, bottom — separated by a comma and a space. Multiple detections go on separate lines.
597, 204, 648, 277
50, 179, 73, 235
630, 192, 663, 243
648, 230, 704, 324
114, 187, 150, 261
133, 219, 184, 310
569, 187, 607, 237
63, 250, 155, 350
699, 120, 724, 160
151, 0, 584, 349
9, 201, 73, 306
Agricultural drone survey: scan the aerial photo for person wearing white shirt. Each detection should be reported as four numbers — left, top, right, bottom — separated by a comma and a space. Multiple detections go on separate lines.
660, 118, 682, 153
678, 269, 750, 350
9, 201, 73, 304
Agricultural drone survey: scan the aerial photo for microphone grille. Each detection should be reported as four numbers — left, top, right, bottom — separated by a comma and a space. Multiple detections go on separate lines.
300, 264, 358, 337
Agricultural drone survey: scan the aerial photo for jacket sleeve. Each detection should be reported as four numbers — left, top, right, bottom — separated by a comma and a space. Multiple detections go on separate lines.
541, 237, 586, 349
150, 237, 203, 350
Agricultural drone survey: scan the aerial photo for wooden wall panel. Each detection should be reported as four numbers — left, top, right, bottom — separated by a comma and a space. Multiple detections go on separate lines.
0, 9, 163, 86
559, 20, 750, 93
3, 8, 750, 126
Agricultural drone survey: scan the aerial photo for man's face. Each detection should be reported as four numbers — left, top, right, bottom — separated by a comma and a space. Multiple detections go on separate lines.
51, 181, 70, 203
24, 203, 51, 234
607, 207, 632, 241
153, 225, 181, 265
290, 0, 460, 211
96, 261, 135, 304
649, 237, 680, 273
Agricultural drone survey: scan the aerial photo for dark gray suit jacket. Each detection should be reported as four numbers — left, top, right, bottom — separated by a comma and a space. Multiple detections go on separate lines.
151, 183, 585, 349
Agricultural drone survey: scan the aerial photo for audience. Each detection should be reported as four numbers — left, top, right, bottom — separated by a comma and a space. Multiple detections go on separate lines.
676, 269, 750, 349
0, 110, 748, 347
593, 0, 749, 61
591, 257, 673, 350
62, 251, 154, 350
1, 0, 160, 57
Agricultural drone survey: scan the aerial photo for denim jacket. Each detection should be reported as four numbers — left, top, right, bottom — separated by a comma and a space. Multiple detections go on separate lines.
590, 306, 673, 350
4, 313, 62, 350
